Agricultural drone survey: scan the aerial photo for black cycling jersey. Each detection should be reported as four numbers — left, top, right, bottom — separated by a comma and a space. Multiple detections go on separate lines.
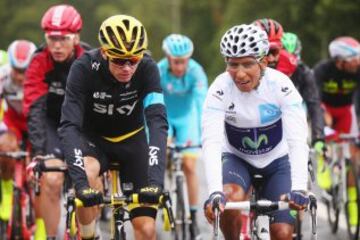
314, 59, 360, 107
58, 49, 168, 191
291, 62, 325, 142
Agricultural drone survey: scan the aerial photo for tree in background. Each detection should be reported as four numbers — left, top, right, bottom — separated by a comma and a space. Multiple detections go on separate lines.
1, 0, 359, 82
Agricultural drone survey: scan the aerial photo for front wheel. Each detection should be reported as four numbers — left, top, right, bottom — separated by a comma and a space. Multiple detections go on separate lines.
325, 162, 341, 233
9, 187, 22, 239
344, 159, 360, 240
173, 175, 187, 240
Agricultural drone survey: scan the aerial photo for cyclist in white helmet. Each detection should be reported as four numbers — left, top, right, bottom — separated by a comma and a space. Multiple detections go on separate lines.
0, 39, 36, 222
202, 24, 309, 240
158, 33, 208, 239
313, 36, 360, 226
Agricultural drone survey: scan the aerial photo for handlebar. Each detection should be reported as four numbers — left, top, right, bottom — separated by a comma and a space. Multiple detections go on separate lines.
225, 200, 289, 213
31, 160, 68, 196
212, 193, 318, 239
75, 191, 175, 229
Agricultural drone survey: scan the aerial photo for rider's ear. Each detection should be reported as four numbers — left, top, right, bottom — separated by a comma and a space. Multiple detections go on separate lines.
100, 48, 107, 60
259, 57, 268, 70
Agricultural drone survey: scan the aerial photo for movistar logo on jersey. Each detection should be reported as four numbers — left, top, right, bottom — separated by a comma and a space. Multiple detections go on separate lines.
242, 134, 268, 150
259, 104, 281, 124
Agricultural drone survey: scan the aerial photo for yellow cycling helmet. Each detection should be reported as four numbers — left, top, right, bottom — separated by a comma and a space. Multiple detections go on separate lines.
98, 15, 148, 58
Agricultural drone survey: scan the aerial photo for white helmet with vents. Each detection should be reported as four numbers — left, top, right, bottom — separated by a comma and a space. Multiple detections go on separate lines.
220, 24, 269, 59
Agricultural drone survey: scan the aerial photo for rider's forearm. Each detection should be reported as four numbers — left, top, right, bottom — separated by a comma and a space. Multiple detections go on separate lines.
145, 104, 168, 187
27, 95, 47, 156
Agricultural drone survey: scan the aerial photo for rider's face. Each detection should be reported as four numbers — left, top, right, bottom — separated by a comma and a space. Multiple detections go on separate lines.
337, 56, 360, 74
108, 58, 140, 83
168, 56, 189, 78
226, 56, 267, 92
10, 68, 26, 86
45, 33, 78, 62
265, 47, 280, 69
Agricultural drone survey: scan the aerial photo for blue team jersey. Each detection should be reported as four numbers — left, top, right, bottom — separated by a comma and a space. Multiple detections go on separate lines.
158, 58, 208, 145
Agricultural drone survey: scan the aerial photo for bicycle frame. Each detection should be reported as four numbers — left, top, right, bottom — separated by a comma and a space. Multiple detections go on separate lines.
166, 144, 201, 239
322, 134, 360, 239
323, 137, 351, 207
0, 151, 35, 240
109, 169, 130, 239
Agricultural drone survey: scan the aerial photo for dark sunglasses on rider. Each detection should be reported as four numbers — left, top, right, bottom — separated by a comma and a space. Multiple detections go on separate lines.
108, 56, 142, 67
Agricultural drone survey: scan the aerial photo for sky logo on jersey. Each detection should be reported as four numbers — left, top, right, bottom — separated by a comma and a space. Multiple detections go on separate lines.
73, 148, 85, 170
149, 146, 159, 166
242, 134, 268, 150
91, 61, 100, 71
259, 104, 281, 124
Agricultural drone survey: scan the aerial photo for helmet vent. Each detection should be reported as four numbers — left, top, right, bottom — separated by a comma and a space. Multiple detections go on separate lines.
234, 36, 239, 43
232, 45, 238, 53
137, 27, 145, 50
122, 19, 130, 31
99, 30, 108, 44
106, 27, 121, 49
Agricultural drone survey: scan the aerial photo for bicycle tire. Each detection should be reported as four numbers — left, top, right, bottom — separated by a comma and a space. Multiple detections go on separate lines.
325, 161, 340, 233
9, 188, 22, 240
24, 185, 35, 233
174, 175, 186, 240
326, 184, 340, 233
113, 209, 126, 240
0, 220, 7, 239
344, 159, 360, 240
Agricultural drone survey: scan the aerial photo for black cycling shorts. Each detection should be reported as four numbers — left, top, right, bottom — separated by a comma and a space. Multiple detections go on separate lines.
82, 129, 157, 219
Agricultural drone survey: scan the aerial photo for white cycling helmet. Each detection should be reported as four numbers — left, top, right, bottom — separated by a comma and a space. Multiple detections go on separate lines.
329, 36, 360, 60
220, 24, 269, 59
8, 40, 37, 70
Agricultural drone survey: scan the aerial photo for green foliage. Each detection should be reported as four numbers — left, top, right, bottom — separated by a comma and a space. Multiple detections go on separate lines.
1, 0, 359, 82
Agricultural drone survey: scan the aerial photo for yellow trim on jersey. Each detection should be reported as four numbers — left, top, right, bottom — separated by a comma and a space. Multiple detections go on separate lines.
102, 126, 144, 143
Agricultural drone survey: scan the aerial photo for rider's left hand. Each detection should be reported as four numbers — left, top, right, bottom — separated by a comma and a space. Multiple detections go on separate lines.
281, 190, 309, 210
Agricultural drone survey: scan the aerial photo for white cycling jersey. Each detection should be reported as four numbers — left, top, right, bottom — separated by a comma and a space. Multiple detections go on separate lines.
0, 64, 23, 114
202, 67, 309, 194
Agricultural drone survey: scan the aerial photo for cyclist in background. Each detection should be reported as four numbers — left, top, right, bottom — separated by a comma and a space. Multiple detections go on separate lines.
23, 4, 90, 239
58, 15, 168, 240
202, 23, 309, 240
0, 50, 8, 66
253, 19, 298, 77
0, 39, 36, 225
313, 36, 360, 226
281, 32, 325, 176
158, 33, 208, 239
255, 19, 325, 179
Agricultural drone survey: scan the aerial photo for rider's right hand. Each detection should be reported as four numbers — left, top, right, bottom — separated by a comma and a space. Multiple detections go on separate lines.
76, 187, 103, 207
203, 191, 226, 224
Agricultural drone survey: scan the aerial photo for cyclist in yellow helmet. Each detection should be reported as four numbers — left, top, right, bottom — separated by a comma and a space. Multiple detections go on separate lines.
58, 15, 168, 239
